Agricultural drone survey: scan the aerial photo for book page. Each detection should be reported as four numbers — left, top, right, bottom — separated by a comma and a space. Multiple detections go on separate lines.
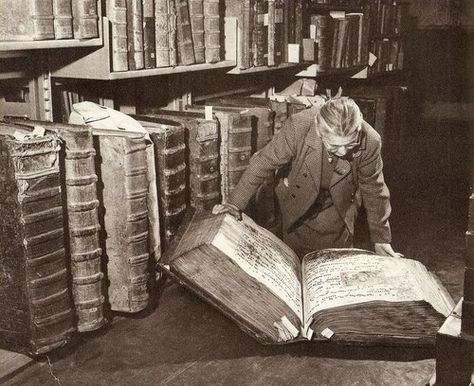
302, 249, 453, 327
212, 215, 303, 322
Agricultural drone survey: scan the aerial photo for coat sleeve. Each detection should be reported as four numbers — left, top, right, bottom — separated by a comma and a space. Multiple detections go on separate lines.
357, 131, 392, 243
229, 116, 298, 210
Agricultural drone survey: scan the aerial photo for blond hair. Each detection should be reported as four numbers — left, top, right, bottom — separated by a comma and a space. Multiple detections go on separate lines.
315, 97, 362, 138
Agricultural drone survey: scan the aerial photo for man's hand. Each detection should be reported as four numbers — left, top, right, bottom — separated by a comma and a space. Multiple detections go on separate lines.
212, 203, 242, 220
374, 243, 404, 258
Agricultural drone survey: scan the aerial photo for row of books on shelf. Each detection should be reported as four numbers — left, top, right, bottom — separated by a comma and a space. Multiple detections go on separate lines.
0, 0, 99, 41
239, 0, 305, 69
368, 37, 404, 75
310, 12, 370, 72
108, 0, 222, 72
308, 0, 365, 5
367, 0, 409, 37
0, 95, 314, 356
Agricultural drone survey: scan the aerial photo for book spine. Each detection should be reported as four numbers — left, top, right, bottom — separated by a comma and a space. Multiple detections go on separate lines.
268, 99, 288, 135
32, 0, 55, 40
168, 0, 178, 66
187, 120, 221, 211
155, 0, 170, 67
203, 0, 221, 63
58, 127, 106, 332
150, 127, 187, 250
294, 0, 303, 47
267, 0, 276, 66
282, 0, 289, 62
274, 0, 284, 65
53, 0, 73, 39
127, 0, 144, 70
142, 0, 156, 69
240, 0, 252, 69
0, 134, 74, 355
99, 136, 150, 313
72, 0, 99, 39
108, 0, 129, 71
189, 0, 205, 64
287, 0, 295, 44
176, 0, 196, 65
217, 112, 253, 202
253, 0, 268, 67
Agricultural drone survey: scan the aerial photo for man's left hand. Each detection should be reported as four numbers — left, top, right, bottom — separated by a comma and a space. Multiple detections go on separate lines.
374, 243, 404, 258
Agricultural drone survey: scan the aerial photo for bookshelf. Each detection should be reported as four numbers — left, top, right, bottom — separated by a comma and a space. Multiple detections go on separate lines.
49, 17, 237, 80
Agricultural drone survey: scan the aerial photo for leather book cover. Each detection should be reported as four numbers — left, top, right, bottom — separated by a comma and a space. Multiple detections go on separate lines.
0, 126, 74, 355
53, 0, 73, 39
281, 0, 290, 62
267, 0, 276, 66
126, 0, 145, 70
203, 0, 221, 63
239, 0, 253, 69
107, 0, 128, 71
143, 0, 156, 69
168, 0, 178, 66
189, 0, 206, 64
96, 135, 150, 313
4, 119, 107, 332
137, 110, 221, 212
155, 0, 171, 67
294, 0, 303, 46
137, 118, 188, 251
0, 0, 55, 41
253, 0, 268, 67
176, 0, 196, 65
273, 0, 284, 65
287, 0, 295, 44
72, 0, 99, 39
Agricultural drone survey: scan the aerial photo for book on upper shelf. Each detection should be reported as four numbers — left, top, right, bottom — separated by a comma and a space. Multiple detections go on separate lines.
189, 0, 206, 64
162, 212, 455, 346
53, 0, 73, 39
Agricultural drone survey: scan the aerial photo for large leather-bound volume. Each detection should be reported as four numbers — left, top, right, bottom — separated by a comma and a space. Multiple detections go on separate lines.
163, 212, 454, 346
155, 0, 170, 67
189, 0, 206, 64
126, 0, 145, 70
310, 15, 334, 72
204, 97, 275, 151
273, 0, 284, 65
168, 0, 178, 66
286, 0, 295, 44
267, 0, 276, 66
0, 126, 74, 355
107, 0, 128, 71
53, 0, 73, 39
96, 135, 150, 313
138, 110, 221, 211
72, 0, 99, 39
268, 99, 288, 134
137, 119, 187, 250
176, 0, 196, 65
203, 0, 221, 63
281, 0, 290, 62
0, 0, 55, 41
253, 0, 268, 67
142, 0, 156, 69
4, 118, 107, 332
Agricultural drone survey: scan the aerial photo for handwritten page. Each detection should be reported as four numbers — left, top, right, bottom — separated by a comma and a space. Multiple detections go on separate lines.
302, 250, 452, 326
212, 215, 303, 321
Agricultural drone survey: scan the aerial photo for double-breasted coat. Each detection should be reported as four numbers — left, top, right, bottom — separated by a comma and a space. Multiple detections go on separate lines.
229, 105, 392, 246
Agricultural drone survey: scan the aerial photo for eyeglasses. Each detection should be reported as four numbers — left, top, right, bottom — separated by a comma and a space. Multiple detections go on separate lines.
322, 130, 362, 156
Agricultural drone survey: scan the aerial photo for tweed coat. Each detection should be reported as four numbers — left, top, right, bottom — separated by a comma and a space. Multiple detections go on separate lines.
229, 105, 392, 244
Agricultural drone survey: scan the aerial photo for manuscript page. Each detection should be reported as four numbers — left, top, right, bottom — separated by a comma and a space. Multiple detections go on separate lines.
302, 249, 453, 328
212, 214, 303, 323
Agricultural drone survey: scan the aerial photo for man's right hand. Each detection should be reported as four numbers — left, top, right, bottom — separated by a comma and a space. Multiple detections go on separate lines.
212, 203, 242, 220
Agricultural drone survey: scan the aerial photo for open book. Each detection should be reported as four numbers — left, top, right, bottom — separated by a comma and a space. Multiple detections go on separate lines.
163, 212, 454, 345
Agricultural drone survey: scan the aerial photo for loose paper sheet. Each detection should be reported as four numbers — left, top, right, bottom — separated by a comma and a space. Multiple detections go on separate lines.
212, 215, 303, 321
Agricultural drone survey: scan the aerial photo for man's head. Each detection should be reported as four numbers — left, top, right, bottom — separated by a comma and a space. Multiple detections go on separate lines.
315, 97, 363, 159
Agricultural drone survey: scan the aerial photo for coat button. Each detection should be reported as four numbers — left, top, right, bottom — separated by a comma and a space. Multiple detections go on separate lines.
291, 193, 296, 198
296, 184, 300, 189
303, 173, 308, 178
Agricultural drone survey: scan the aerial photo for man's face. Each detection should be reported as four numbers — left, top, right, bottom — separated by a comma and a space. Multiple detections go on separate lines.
320, 129, 362, 159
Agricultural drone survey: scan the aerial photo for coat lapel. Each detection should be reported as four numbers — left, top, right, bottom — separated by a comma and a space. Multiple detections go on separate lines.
304, 122, 322, 194
330, 158, 351, 187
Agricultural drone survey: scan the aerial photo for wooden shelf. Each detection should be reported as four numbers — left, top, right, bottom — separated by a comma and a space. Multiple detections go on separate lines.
296, 64, 367, 78
227, 62, 310, 75
50, 17, 237, 80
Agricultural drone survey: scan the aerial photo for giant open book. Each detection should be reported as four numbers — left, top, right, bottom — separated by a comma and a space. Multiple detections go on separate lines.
164, 212, 455, 346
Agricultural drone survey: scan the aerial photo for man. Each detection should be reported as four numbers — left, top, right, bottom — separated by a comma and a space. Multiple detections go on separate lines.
213, 97, 402, 258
